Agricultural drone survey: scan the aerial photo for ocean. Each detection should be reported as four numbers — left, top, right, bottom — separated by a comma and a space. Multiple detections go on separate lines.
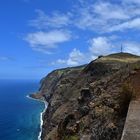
0, 79, 45, 140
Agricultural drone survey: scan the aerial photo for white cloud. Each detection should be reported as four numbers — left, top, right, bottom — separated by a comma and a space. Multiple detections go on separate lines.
124, 42, 140, 55
29, 10, 71, 29
94, 2, 130, 20
52, 35, 140, 67
74, 0, 140, 32
25, 30, 71, 53
26, 0, 140, 53
89, 37, 115, 56
29, 1, 140, 33
89, 37, 140, 58
56, 59, 66, 64
27, 0, 140, 34
74, 1, 124, 31
108, 18, 140, 32
25, 0, 140, 56
55, 48, 86, 66
67, 48, 85, 65
53, 36, 116, 66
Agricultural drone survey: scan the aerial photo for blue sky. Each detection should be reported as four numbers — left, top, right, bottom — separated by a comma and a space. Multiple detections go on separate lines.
0, 0, 140, 79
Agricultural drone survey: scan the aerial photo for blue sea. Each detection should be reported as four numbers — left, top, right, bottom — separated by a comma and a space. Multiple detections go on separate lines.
0, 79, 45, 140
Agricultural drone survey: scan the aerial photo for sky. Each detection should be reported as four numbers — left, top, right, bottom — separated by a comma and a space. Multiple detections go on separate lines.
0, 0, 140, 79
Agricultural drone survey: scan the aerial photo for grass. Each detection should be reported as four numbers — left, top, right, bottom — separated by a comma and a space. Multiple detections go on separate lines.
132, 62, 140, 70
63, 135, 79, 140
98, 57, 140, 63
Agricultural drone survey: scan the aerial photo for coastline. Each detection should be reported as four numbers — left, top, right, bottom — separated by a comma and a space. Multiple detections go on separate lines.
26, 95, 48, 140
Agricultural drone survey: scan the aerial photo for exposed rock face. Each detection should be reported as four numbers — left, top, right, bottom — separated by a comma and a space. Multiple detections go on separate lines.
32, 53, 140, 140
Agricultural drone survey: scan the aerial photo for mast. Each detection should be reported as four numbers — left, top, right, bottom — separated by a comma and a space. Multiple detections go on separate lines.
121, 44, 123, 53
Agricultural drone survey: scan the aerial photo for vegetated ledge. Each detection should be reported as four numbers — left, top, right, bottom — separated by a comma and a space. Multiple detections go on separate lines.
31, 53, 140, 140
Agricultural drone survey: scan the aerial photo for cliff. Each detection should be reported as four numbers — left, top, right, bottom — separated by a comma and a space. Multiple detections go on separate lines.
31, 53, 140, 140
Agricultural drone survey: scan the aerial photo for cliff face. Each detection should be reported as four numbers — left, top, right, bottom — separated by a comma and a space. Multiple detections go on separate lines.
34, 53, 140, 140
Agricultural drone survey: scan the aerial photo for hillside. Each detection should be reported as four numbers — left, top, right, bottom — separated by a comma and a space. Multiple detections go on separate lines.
31, 53, 140, 140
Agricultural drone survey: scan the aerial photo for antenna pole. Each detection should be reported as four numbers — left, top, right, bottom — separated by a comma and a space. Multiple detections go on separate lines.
121, 44, 123, 53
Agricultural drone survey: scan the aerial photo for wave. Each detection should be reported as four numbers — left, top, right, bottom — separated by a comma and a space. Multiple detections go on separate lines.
26, 95, 48, 140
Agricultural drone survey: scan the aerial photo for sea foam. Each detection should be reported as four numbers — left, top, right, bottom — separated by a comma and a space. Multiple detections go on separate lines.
26, 95, 48, 140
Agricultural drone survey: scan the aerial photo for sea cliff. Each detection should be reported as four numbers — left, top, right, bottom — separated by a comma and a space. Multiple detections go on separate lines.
31, 53, 140, 140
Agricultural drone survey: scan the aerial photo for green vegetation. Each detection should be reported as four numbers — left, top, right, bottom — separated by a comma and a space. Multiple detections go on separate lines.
97, 53, 140, 64
99, 57, 140, 63
63, 135, 79, 140
132, 62, 140, 70
79, 121, 85, 133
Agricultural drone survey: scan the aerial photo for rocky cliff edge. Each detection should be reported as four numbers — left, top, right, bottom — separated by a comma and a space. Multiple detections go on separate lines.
31, 53, 140, 140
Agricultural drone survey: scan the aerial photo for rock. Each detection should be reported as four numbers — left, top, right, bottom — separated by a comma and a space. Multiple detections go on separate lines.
81, 88, 91, 99
81, 135, 91, 140
77, 96, 85, 105
42, 94, 51, 102
57, 114, 80, 138
130, 70, 137, 75
98, 55, 104, 59
88, 102, 95, 108
79, 106, 90, 116
78, 88, 91, 105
